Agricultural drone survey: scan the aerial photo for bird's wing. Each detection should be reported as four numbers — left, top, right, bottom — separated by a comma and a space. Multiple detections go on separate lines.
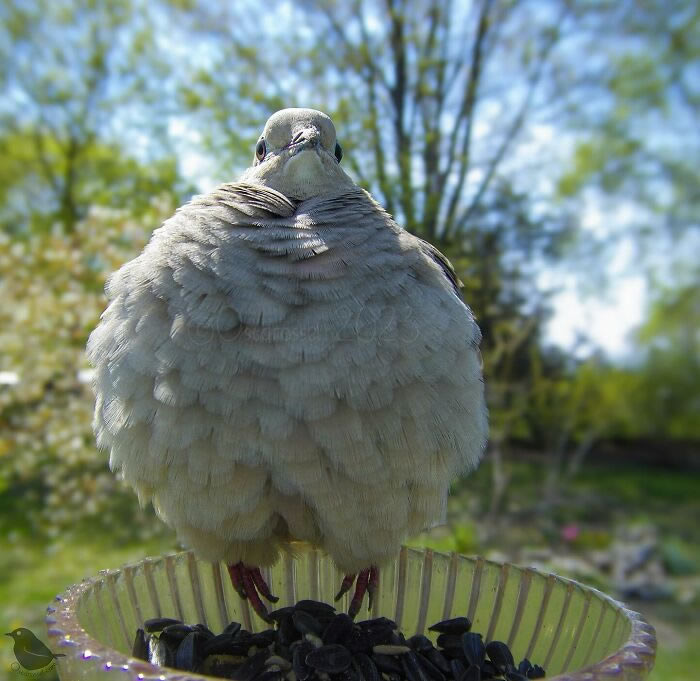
21, 648, 55, 662
415, 239, 464, 299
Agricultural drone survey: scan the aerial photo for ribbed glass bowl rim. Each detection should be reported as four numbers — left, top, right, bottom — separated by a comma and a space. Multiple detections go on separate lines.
45, 547, 656, 681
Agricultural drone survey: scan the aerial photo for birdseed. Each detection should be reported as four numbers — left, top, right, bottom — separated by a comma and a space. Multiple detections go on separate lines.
133, 601, 546, 680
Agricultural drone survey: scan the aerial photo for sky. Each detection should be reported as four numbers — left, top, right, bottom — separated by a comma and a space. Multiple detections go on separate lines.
159, 0, 680, 363
170, 121, 649, 361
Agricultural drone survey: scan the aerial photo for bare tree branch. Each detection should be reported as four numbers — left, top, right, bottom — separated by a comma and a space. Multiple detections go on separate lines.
385, 0, 415, 231
455, 15, 565, 234
418, 1, 447, 238
441, 0, 494, 240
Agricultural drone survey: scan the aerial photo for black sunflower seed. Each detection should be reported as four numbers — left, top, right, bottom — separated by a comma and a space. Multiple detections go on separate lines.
461, 633, 485, 668
428, 618, 471, 635
449, 657, 466, 679
150, 635, 176, 668
274, 642, 291, 660
194, 623, 215, 638
460, 666, 481, 681
527, 664, 546, 679
132, 628, 149, 661
254, 670, 283, 681
306, 644, 352, 673
354, 653, 381, 681
200, 654, 247, 678
401, 650, 430, 681
425, 648, 451, 675
436, 633, 463, 652
268, 607, 296, 622
360, 623, 395, 646
161, 623, 196, 644
292, 641, 315, 681
235, 650, 269, 681
372, 653, 403, 675
480, 660, 499, 679
293, 610, 325, 637
203, 633, 241, 656
250, 630, 278, 647
138, 601, 548, 681
358, 617, 397, 630
485, 641, 514, 671
336, 664, 361, 681
505, 671, 528, 681
266, 655, 292, 670
295, 599, 337, 616
345, 628, 373, 654
279, 613, 302, 646
415, 652, 446, 681
175, 631, 201, 671
517, 658, 531, 676
144, 616, 182, 633
408, 635, 434, 653
323, 613, 355, 645
223, 621, 243, 637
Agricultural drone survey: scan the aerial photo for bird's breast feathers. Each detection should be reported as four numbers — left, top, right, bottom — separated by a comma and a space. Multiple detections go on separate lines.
87, 182, 487, 550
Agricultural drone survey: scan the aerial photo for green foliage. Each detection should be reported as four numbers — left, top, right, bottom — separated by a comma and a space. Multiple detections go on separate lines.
661, 539, 699, 577
0, 201, 176, 542
557, 0, 699, 248
0, 130, 182, 235
0, 0, 185, 234
629, 278, 700, 439
407, 522, 480, 555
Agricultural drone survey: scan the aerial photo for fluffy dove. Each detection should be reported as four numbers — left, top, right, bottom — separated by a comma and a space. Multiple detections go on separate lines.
87, 108, 488, 620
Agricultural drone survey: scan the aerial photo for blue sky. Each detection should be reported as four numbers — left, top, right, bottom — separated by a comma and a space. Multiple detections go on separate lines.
167, 117, 647, 360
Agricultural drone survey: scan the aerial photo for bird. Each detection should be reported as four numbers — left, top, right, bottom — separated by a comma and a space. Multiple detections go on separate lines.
87, 108, 488, 621
6, 628, 65, 670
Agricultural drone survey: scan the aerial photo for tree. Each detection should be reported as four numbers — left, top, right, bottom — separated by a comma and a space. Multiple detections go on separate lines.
630, 274, 700, 439
0, 200, 176, 541
555, 0, 699, 273
0, 0, 185, 234
171, 0, 570, 244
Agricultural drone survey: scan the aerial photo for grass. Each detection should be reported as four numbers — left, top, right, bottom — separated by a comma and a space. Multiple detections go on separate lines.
1, 461, 698, 680
0, 535, 176, 678
451, 459, 700, 681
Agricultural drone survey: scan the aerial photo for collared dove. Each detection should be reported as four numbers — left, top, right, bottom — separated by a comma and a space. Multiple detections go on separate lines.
87, 108, 487, 620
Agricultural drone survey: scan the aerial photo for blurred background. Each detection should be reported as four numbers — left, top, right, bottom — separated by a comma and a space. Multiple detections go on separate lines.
0, 1, 697, 679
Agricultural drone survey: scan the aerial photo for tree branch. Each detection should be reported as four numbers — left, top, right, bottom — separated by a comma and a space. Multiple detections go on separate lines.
441, 0, 494, 240
455, 16, 564, 234
385, 0, 414, 231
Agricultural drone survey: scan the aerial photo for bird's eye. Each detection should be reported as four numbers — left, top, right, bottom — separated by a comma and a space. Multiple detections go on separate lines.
334, 142, 343, 163
255, 139, 266, 162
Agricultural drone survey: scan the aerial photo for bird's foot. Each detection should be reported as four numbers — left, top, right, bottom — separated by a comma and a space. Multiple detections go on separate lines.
334, 565, 379, 618
227, 562, 278, 622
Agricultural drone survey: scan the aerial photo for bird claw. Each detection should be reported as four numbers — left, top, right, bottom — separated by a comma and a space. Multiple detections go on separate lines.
336, 566, 379, 618
227, 562, 277, 622
250, 566, 279, 603
367, 565, 379, 610
334, 573, 356, 602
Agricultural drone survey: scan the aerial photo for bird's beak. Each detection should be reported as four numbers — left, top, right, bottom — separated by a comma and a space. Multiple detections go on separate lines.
4, 632, 12, 637
287, 128, 321, 154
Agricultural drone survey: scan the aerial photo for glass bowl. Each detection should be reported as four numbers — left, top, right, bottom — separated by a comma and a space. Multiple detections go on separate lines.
45, 545, 656, 680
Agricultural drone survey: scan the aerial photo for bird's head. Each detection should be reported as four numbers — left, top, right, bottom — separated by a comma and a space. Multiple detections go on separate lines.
240, 108, 355, 201
5, 628, 30, 640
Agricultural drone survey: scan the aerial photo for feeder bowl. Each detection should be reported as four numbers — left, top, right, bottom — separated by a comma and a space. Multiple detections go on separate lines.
45, 546, 656, 680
